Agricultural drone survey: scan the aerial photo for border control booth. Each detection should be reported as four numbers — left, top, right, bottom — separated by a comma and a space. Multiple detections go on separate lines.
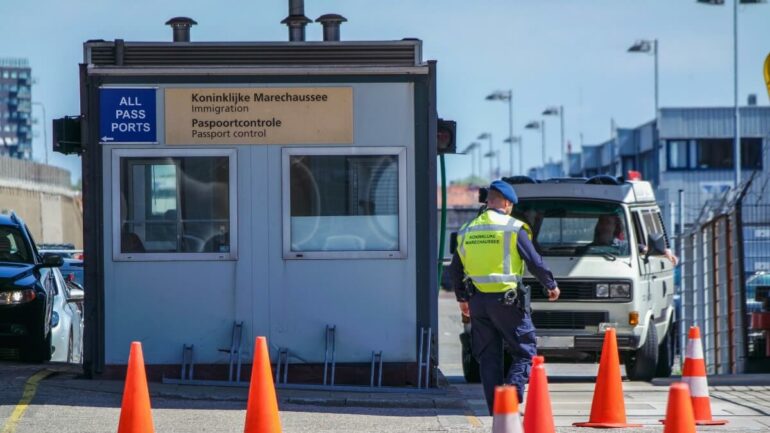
77, 18, 439, 388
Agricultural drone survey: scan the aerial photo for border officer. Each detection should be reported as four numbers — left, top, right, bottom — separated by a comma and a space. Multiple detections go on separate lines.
446, 180, 560, 414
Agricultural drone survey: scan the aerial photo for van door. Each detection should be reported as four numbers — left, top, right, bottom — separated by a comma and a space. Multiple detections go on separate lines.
630, 209, 653, 308
645, 208, 674, 334
641, 209, 675, 334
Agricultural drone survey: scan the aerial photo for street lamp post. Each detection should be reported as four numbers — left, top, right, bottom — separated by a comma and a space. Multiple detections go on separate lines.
543, 106, 565, 176
461, 142, 479, 179
503, 136, 522, 176
486, 90, 514, 176
478, 132, 494, 179
697, 0, 766, 188
472, 141, 483, 180
31, 101, 48, 165
628, 38, 659, 173
627, 39, 659, 118
525, 120, 546, 167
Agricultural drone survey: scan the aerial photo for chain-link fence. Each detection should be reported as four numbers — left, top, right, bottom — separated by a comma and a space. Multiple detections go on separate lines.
677, 172, 770, 374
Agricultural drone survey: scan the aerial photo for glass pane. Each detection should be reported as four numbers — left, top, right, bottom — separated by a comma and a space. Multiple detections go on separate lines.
696, 139, 732, 169
741, 138, 762, 170
290, 154, 399, 252
120, 156, 230, 254
0, 227, 32, 263
514, 200, 631, 257
667, 140, 688, 169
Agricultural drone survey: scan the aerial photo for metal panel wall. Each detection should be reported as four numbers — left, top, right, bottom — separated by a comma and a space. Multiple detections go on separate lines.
659, 107, 770, 139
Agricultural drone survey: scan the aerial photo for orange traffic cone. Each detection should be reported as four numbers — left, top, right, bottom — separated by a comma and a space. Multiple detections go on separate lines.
493, 386, 523, 433
523, 356, 555, 433
117, 341, 155, 433
573, 328, 641, 428
662, 383, 696, 433
243, 336, 282, 433
681, 326, 727, 425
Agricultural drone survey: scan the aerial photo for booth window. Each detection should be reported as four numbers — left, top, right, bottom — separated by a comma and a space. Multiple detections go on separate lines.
284, 148, 406, 259
119, 155, 232, 256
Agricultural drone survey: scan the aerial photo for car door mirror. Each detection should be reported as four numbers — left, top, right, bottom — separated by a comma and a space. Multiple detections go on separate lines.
645, 232, 667, 260
68, 287, 84, 302
40, 253, 64, 268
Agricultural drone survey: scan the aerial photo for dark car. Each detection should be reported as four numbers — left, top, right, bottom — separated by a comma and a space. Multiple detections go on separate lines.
0, 213, 63, 362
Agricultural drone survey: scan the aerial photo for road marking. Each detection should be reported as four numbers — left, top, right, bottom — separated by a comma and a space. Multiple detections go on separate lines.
466, 412, 482, 427
1, 369, 54, 433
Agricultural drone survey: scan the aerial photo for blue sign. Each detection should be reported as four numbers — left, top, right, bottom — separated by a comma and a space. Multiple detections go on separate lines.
99, 88, 157, 143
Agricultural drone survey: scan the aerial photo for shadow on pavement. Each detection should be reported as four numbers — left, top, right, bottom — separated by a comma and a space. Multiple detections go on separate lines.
0, 367, 473, 417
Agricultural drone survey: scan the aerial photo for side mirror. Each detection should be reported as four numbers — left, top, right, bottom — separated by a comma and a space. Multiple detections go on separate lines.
645, 233, 667, 260
40, 253, 64, 268
68, 287, 84, 303
449, 232, 459, 255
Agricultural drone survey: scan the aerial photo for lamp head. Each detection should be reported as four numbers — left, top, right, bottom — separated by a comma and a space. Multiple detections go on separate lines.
525, 121, 540, 130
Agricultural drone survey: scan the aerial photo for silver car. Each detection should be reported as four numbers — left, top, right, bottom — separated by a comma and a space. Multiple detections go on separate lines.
50, 268, 83, 363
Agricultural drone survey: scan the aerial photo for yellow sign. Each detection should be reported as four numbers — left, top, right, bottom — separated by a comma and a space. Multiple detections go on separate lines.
165, 87, 353, 145
765, 53, 770, 102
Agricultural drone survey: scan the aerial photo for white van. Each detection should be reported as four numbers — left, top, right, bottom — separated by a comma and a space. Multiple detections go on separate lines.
457, 176, 676, 382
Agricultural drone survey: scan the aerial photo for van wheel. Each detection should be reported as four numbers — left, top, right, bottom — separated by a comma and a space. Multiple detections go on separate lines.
655, 323, 674, 377
460, 332, 481, 383
625, 324, 658, 381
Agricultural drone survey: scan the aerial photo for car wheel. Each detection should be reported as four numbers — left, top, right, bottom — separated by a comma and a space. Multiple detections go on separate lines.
21, 329, 52, 363
655, 322, 674, 378
625, 323, 658, 381
66, 330, 74, 363
460, 332, 481, 383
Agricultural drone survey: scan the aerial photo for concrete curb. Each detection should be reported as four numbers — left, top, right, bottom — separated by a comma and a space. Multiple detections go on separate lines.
39, 374, 471, 410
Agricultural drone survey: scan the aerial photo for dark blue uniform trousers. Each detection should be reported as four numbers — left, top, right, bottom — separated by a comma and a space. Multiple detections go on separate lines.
469, 292, 537, 415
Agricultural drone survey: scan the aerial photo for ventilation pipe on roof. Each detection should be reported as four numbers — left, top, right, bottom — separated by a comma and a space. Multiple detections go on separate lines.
281, 0, 312, 42
748, 94, 757, 106
316, 14, 347, 42
165, 17, 197, 42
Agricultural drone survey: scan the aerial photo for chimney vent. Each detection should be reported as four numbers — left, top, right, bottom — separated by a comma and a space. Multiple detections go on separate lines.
316, 14, 347, 42
282, 0, 311, 42
748, 94, 757, 106
165, 17, 197, 42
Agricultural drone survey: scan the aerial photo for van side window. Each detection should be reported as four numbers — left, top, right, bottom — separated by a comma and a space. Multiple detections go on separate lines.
654, 211, 671, 249
631, 211, 645, 248
641, 211, 658, 238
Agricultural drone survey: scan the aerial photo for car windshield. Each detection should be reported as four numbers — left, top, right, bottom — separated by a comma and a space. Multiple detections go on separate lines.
0, 226, 33, 264
513, 200, 631, 257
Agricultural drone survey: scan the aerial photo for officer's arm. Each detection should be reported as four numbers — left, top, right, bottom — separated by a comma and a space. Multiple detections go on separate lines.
516, 228, 559, 300
446, 252, 470, 302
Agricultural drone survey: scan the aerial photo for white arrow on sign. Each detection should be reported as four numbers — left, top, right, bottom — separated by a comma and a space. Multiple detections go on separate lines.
101, 136, 114, 142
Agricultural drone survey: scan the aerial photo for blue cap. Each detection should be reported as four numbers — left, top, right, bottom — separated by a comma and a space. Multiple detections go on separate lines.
489, 180, 518, 204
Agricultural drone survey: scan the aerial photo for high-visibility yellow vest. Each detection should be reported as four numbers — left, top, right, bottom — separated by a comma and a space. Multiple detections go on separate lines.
457, 209, 530, 293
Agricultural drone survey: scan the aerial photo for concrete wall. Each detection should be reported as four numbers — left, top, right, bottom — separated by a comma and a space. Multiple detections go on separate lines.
0, 155, 82, 247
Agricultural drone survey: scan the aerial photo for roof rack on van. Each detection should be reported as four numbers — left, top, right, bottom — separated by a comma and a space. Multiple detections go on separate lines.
585, 175, 622, 185
541, 177, 588, 184
502, 176, 539, 185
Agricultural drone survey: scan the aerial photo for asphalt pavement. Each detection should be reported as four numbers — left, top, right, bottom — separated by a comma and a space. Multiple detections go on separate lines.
0, 292, 769, 432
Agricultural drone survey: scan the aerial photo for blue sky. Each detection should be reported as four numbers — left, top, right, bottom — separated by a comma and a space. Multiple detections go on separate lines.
2, 0, 769, 183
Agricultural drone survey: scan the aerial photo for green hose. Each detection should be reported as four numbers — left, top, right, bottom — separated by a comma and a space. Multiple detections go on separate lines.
437, 153, 447, 285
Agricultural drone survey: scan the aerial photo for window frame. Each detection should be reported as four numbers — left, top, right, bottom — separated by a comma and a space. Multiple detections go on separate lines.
281, 146, 408, 260
666, 139, 690, 170
111, 148, 238, 261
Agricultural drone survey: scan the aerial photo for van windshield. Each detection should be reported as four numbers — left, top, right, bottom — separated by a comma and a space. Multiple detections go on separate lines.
513, 200, 631, 257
